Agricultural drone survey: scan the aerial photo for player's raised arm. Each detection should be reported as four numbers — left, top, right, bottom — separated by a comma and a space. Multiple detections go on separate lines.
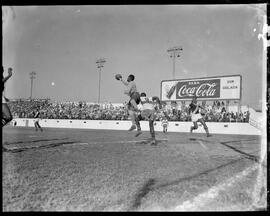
115, 74, 128, 85
2, 67, 13, 83
2, 67, 13, 127
120, 78, 129, 86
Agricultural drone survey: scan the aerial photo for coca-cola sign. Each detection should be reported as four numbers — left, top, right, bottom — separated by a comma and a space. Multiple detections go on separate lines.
161, 75, 241, 101
176, 79, 220, 99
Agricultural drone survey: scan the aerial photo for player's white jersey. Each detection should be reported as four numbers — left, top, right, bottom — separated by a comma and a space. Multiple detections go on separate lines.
140, 96, 157, 110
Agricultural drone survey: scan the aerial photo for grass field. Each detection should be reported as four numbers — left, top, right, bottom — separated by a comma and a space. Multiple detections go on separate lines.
2, 126, 267, 211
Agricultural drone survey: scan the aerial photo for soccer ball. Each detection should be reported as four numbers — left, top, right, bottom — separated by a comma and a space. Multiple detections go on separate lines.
115, 74, 122, 80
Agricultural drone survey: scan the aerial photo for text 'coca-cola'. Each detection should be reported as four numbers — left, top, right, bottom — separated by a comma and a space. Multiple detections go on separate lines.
176, 79, 220, 99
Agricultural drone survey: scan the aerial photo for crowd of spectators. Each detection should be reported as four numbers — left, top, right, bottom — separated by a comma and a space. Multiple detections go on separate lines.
9, 99, 250, 123
9, 99, 129, 120
160, 100, 250, 123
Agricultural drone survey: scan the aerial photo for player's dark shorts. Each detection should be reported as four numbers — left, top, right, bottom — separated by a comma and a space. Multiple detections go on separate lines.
131, 92, 141, 104
128, 92, 141, 110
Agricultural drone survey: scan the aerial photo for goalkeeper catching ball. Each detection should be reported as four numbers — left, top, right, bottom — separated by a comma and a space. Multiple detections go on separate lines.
116, 74, 141, 132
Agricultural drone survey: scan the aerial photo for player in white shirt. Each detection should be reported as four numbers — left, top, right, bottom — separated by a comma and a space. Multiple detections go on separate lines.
135, 92, 161, 145
161, 115, 169, 133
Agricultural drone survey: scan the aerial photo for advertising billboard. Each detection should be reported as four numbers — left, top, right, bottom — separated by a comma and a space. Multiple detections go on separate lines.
160, 75, 241, 101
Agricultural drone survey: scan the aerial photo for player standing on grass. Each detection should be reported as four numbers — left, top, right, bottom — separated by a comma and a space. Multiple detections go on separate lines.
161, 114, 169, 133
2, 67, 13, 127
189, 95, 210, 137
135, 92, 162, 145
116, 74, 141, 132
34, 108, 43, 132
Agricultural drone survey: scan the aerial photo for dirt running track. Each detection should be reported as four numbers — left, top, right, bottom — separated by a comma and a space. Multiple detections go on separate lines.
2, 127, 267, 211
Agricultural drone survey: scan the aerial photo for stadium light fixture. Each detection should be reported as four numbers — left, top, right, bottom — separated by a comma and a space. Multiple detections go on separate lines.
96, 58, 106, 104
167, 46, 183, 79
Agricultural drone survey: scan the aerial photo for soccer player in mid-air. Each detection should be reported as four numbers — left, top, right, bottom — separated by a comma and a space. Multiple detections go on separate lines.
189, 95, 210, 137
118, 74, 141, 132
135, 92, 162, 145
2, 67, 13, 127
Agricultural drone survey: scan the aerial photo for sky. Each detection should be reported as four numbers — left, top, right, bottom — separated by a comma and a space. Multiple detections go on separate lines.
2, 5, 267, 110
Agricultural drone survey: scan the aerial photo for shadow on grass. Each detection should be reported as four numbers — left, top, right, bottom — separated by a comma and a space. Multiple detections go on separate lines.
153, 156, 250, 190
2, 141, 80, 153
129, 178, 156, 211
4, 137, 69, 145
128, 155, 253, 210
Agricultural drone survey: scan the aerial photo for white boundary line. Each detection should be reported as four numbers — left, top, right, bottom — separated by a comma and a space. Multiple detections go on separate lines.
72, 142, 89, 145
197, 140, 208, 150
3, 139, 169, 151
174, 164, 259, 211
77, 139, 168, 145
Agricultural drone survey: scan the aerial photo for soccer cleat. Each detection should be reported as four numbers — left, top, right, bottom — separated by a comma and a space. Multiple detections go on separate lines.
150, 139, 157, 146
207, 134, 211, 137
128, 125, 136, 131
190, 127, 193, 133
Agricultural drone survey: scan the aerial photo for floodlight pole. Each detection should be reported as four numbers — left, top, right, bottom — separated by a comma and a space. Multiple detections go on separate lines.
96, 58, 106, 104
29, 71, 36, 100
167, 46, 183, 79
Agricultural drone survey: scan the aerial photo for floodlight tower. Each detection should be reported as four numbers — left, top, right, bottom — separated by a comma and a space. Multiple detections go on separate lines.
29, 71, 36, 100
167, 46, 183, 79
96, 58, 106, 104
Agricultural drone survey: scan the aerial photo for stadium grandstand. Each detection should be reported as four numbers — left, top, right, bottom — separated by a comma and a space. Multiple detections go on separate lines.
8, 97, 253, 123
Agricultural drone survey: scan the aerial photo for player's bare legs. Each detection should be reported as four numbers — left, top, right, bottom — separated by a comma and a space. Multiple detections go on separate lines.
134, 115, 142, 136
149, 119, 156, 145
198, 118, 210, 137
134, 113, 143, 137
128, 110, 136, 131
34, 121, 43, 132
128, 99, 140, 131
2, 103, 12, 127
190, 119, 210, 137
190, 121, 198, 133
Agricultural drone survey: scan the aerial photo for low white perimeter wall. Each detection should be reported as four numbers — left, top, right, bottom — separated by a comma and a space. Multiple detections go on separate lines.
12, 118, 261, 135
